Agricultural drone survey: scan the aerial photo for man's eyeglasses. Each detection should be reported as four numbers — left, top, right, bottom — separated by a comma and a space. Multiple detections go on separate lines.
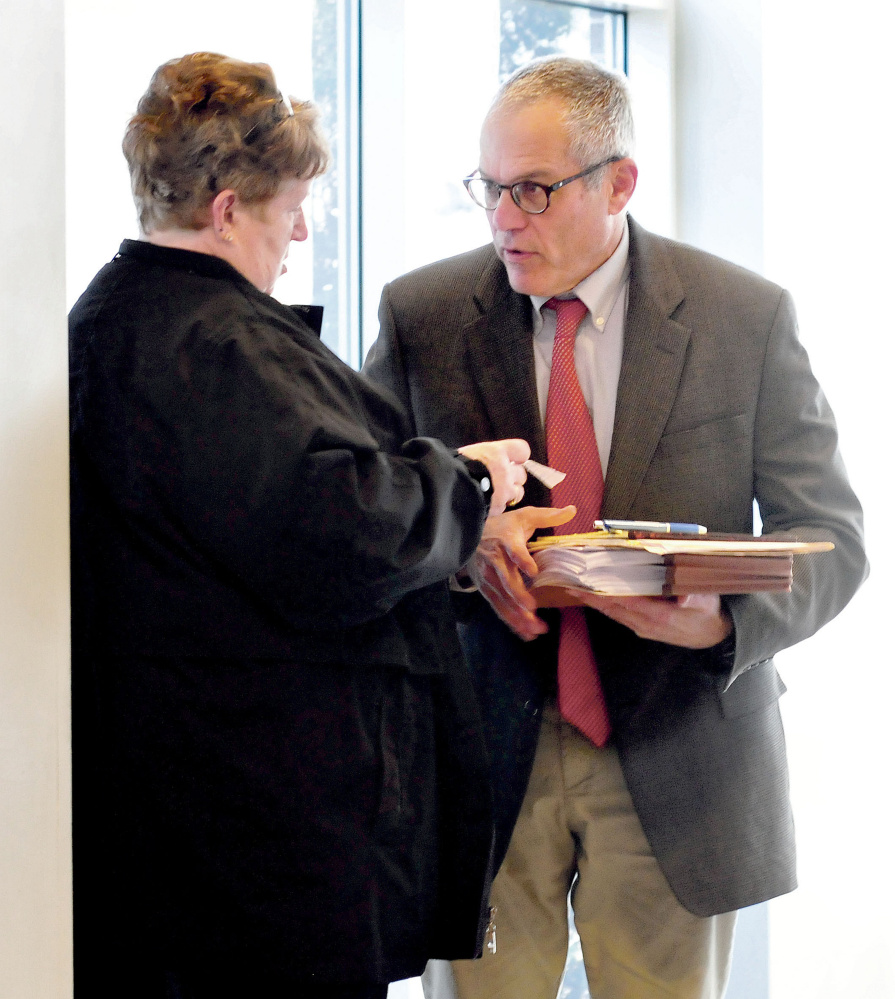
463, 156, 623, 215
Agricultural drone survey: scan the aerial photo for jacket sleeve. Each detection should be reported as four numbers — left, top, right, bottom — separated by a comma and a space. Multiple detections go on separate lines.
134, 314, 489, 630
722, 289, 868, 682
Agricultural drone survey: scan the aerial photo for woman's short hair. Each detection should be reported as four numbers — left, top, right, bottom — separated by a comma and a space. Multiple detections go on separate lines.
489, 56, 635, 180
124, 52, 331, 233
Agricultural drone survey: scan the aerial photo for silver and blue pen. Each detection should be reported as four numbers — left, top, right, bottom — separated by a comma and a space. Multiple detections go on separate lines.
594, 519, 708, 535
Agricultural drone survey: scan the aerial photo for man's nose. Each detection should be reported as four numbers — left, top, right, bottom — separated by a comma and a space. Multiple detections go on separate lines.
490, 188, 528, 230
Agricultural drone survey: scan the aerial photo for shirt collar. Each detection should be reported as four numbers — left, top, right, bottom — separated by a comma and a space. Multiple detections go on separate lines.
531, 221, 630, 332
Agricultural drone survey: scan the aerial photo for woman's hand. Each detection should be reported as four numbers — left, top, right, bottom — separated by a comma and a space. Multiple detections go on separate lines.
458, 439, 531, 516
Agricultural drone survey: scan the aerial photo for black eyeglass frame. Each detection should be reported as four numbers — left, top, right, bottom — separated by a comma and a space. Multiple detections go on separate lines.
463, 156, 624, 215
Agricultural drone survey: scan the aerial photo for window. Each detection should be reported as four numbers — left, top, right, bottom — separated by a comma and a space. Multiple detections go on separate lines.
360, 2, 626, 359
67, 1, 627, 368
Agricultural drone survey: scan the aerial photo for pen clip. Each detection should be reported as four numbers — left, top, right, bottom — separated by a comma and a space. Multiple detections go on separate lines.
593, 520, 625, 534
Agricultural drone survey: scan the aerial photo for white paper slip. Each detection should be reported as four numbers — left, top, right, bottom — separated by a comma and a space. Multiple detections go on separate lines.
523, 459, 566, 489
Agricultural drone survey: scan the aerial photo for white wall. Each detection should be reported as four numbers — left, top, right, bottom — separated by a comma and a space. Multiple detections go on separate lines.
675, 0, 764, 271
676, 0, 894, 995
760, 1, 893, 995
626, 2, 676, 238
0, 1, 72, 997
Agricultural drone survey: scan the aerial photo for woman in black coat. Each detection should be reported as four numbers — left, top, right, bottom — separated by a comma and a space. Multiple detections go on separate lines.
69, 52, 529, 999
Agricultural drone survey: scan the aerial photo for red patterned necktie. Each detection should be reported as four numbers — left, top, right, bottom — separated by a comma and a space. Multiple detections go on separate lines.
544, 297, 611, 746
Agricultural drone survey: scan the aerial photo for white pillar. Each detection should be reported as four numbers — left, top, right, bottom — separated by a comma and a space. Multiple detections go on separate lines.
675, 0, 764, 272
0, 0, 72, 996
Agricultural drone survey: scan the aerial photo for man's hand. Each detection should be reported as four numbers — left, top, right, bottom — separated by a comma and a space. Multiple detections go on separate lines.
457, 439, 530, 516
467, 505, 576, 640
578, 592, 733, 649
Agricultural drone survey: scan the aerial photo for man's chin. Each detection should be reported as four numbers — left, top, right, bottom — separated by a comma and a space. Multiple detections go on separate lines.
503, 261, 552, 298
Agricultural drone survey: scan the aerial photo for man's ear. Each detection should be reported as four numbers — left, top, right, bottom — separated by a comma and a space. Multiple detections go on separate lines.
608, 159, 638, 216
210, 189, 238, 241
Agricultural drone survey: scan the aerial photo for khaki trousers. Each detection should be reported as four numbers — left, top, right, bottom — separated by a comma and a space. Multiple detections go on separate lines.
424, 703, 736, 999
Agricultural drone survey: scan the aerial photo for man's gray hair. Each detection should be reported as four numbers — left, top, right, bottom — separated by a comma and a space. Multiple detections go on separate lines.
488, 56, 635, 177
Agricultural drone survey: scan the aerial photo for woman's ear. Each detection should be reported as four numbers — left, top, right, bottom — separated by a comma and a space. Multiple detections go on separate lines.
210, 189, 238, 241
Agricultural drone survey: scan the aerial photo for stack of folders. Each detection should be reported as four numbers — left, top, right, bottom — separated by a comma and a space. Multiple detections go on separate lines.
527, 531, 833, 606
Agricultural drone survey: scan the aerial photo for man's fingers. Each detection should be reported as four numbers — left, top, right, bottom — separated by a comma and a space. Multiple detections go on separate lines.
524, 504, 577, 529
582, 593, 732, 648
474, 542, 533, 600
472, 543, 546, 640
478, 582, 547, 640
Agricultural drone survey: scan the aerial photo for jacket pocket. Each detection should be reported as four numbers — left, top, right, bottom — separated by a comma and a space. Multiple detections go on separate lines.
718, 659, 786, 718
654, 411, 752, 460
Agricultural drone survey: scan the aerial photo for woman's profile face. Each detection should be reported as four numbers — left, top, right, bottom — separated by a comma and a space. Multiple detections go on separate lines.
230, 178, 312, 294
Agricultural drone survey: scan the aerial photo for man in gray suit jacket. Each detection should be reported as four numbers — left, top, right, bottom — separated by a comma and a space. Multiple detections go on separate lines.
364, 57, 867, 999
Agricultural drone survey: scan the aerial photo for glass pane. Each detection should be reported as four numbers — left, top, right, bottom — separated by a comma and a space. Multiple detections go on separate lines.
311, 0, 360, 362
501, 1, 625, 76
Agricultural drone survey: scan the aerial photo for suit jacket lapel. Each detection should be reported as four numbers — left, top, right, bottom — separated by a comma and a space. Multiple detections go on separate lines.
458, 226, 693, 515
464, 258, 547, 463
602, 220, 691, 517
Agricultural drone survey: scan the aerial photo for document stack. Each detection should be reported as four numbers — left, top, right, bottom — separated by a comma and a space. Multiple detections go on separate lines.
527, 530, 833, 606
